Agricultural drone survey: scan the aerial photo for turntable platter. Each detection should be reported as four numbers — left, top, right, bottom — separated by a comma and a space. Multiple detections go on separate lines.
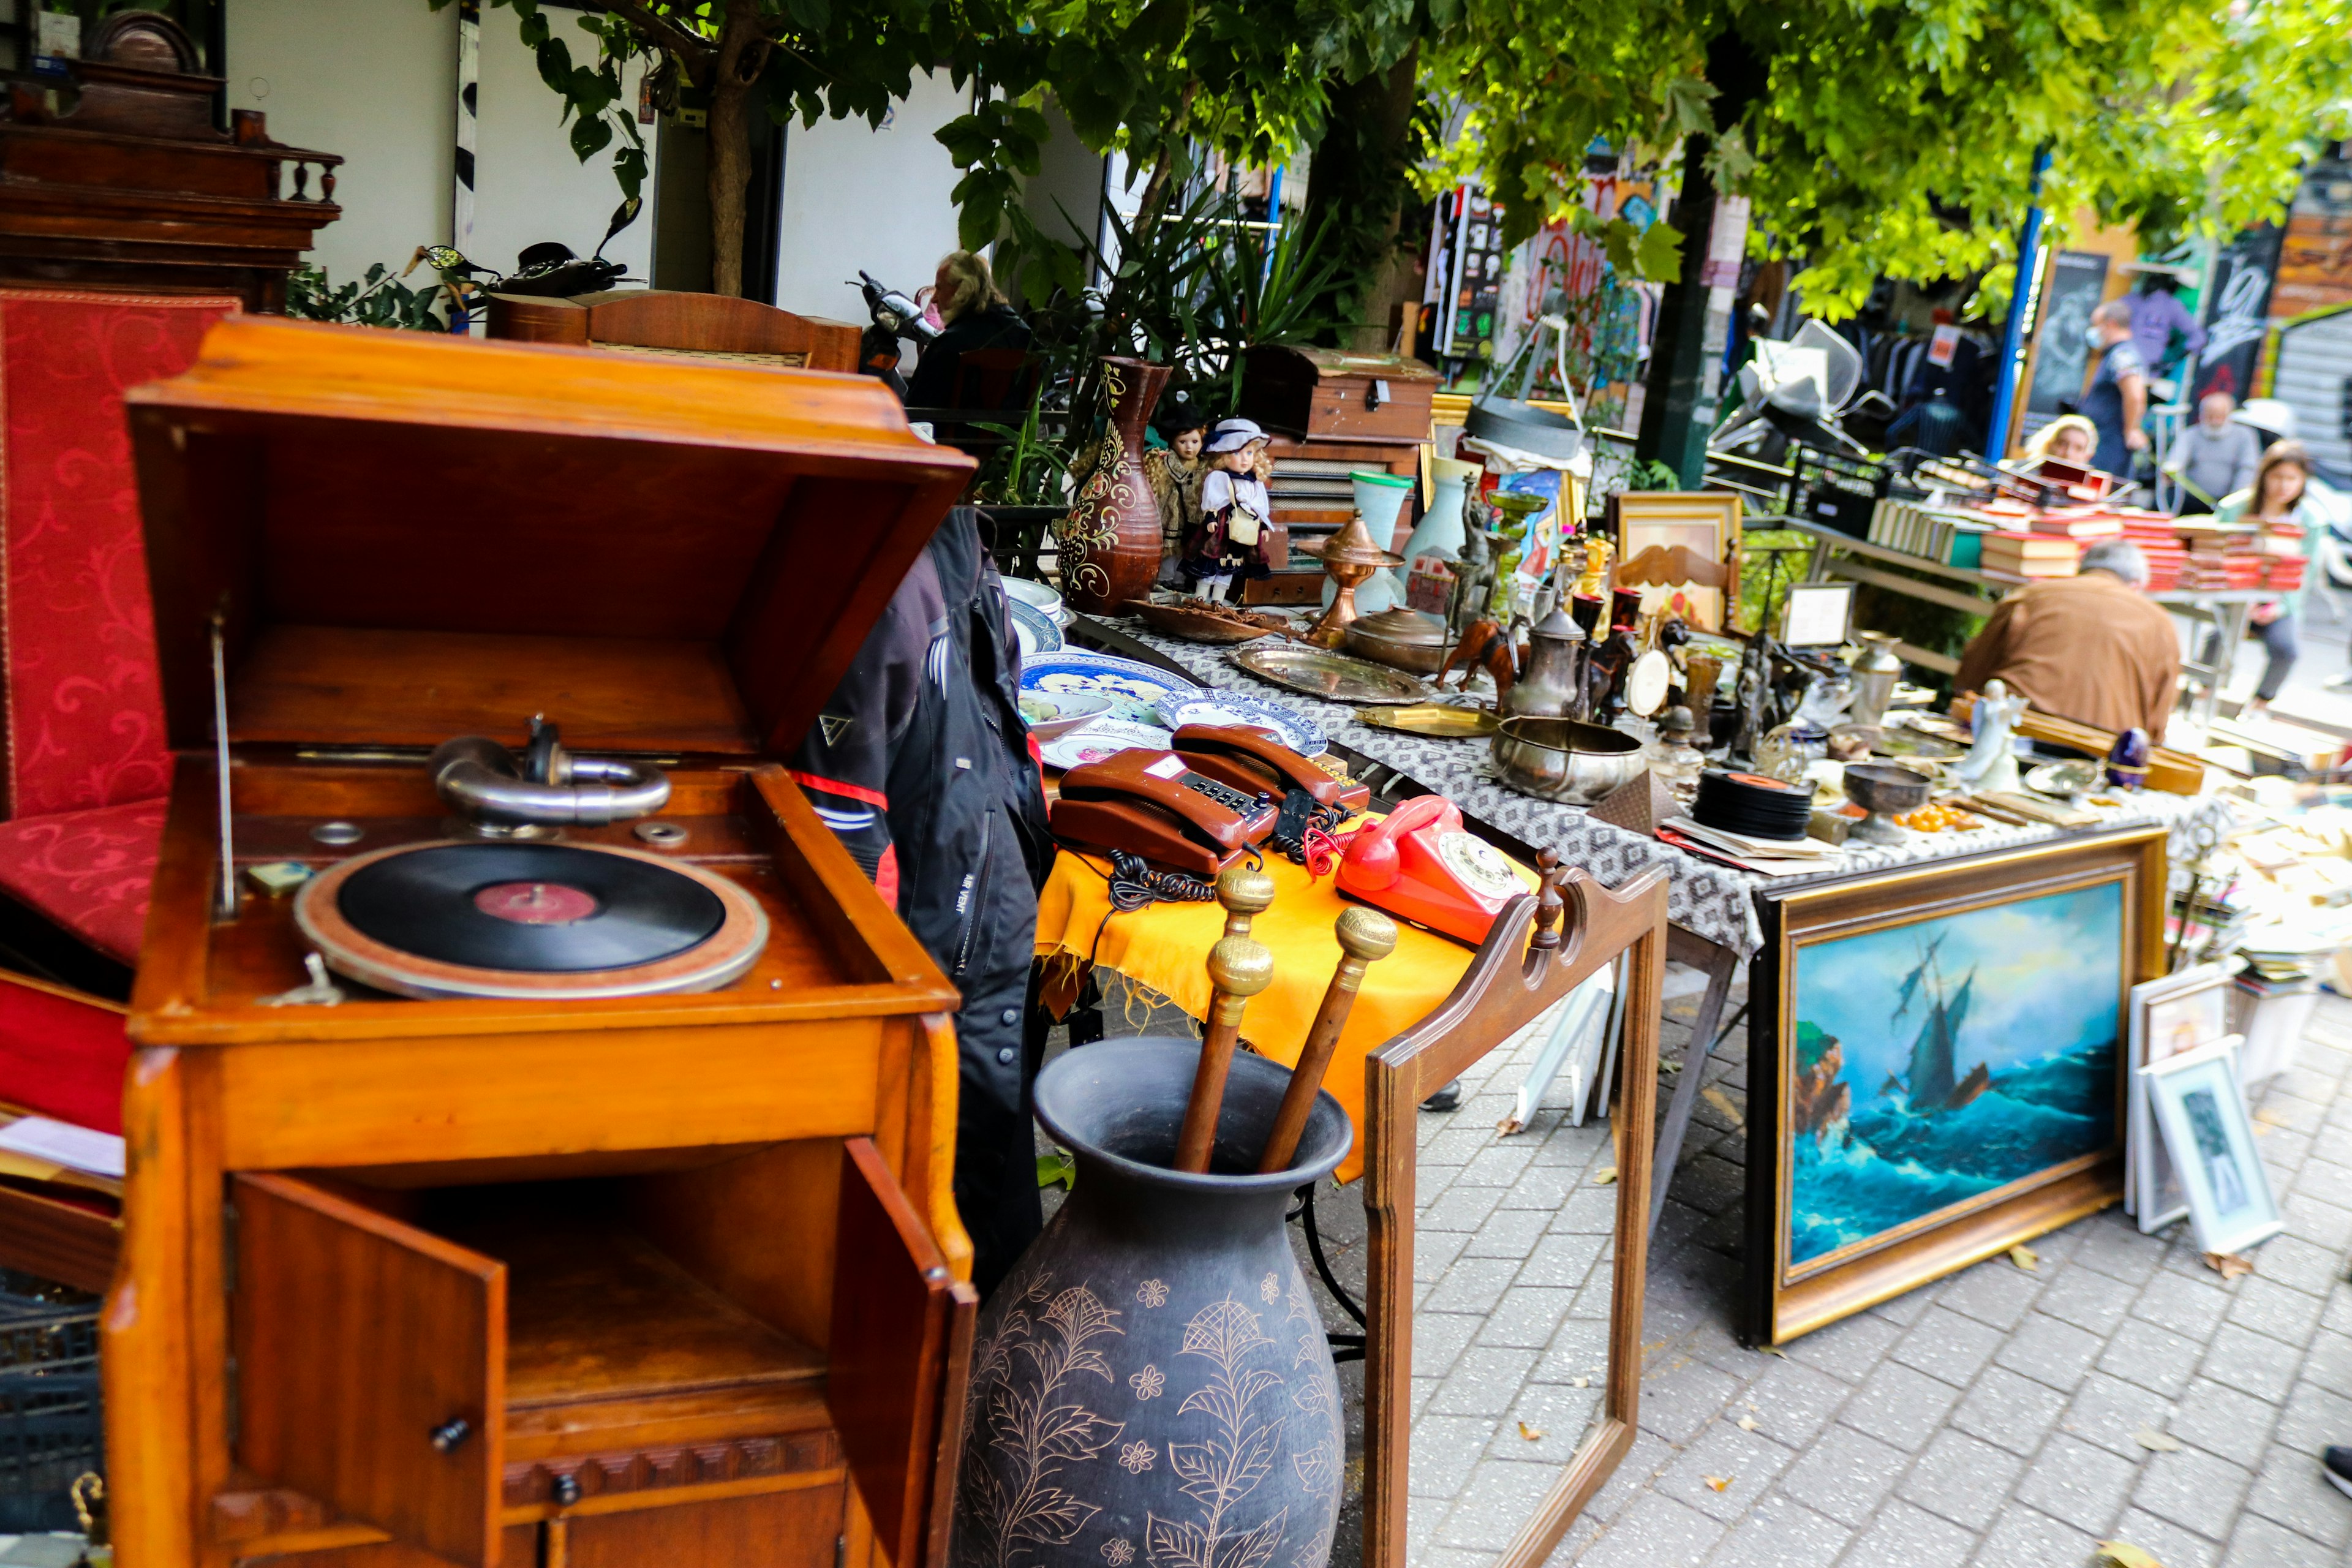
294, 839, 769, 1000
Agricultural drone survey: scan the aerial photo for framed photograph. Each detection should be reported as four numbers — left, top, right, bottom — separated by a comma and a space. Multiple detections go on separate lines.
1781, 581, 1855, 648
2145, 1037, 2284, 1256
1611, 491, 1741, 633
1748, 828, 2166, 1344
2127, 965, 2232, 1230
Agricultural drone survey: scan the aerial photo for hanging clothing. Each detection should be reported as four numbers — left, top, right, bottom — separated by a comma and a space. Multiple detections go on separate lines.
790, 507, 1055, 1297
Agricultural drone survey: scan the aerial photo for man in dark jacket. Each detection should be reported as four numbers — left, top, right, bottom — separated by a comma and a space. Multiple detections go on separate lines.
790, 506, 1053, 1295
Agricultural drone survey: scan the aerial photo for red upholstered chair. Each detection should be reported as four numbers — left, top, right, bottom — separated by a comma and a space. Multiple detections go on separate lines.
0, 290, 236, 995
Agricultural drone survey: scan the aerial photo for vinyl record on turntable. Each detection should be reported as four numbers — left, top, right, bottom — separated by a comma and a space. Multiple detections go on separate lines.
294, 839, 770, 1000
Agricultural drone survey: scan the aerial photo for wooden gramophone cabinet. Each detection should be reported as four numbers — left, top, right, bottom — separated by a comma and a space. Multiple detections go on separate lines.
105, 317, 981, 1568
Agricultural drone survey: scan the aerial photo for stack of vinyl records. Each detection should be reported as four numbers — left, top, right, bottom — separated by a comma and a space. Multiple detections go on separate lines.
1693, 770, 1813, 842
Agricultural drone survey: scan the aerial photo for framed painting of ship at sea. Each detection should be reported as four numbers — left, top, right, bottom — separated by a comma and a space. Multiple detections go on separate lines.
1746, 828, 2168, 1344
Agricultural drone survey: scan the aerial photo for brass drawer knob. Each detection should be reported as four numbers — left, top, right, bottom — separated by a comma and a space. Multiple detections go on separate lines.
428, 1417, 472, 1454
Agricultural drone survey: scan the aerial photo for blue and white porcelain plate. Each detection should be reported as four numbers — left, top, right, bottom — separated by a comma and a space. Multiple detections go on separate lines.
1154, 692, 1327, 756
1008, 598, 1065, 657
1020, 652, 1199, 723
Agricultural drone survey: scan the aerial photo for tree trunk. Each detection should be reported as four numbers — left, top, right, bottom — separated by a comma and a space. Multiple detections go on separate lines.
1299, 48, 1420, 349
706, 1, 764, 298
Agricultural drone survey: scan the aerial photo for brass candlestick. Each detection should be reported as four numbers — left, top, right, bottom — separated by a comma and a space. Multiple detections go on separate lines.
1303, 511, 1406, 649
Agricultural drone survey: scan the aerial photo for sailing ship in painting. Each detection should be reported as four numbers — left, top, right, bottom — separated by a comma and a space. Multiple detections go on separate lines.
1785, 883, 2125, 1267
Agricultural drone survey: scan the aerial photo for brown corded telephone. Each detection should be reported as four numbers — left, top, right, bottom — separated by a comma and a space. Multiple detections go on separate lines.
1172, 724, 1371, 813
1050, 748, 1280, 876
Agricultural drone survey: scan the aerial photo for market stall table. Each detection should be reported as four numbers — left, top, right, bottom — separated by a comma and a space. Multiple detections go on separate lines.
1786, 516, 2267, 730
1069, 612, 2236, 1229
1034, 845, 1544, 1185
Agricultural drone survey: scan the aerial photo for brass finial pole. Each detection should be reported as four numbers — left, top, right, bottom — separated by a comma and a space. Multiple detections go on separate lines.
1218, 864, 1275, 940
1257, 907, 1396, 1173
1174, 873, 1279, 1174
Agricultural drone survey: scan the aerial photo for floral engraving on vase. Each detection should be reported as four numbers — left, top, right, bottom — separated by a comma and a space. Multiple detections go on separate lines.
1055, 434, 1125, 606
1145, 1296, 1292, 1568
1102, 1541, 1134, 1566
960, 1276, 1128, 1568
1130, 1365, 1166, 1400
1137, 1279, 1169, 1308
1119, 1441, 1158, 1474
1258, 1273, 1280, 1304
1282, 1279, 1340, 1568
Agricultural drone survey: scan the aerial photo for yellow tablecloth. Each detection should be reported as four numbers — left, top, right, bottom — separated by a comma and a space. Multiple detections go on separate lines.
1033, 845, 1540, 1182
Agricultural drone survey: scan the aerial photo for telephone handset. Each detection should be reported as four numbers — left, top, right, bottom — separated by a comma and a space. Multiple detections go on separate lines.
1331, 794, 1526, 944
1172, 724, 1371, 813
1050, 748, 1280, 877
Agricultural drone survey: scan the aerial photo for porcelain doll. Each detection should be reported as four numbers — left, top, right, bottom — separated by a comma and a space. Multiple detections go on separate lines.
1952, 678, 2027, 794
1144, 413, 1209, 586
1180, 418, 1275, 600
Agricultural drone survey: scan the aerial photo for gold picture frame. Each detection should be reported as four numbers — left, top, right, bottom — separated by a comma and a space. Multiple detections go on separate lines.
1746, 828, 2166, 1344
1608, 491, 1742, 633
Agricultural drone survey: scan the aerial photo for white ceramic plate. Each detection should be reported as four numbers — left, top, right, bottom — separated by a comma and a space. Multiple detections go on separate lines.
1020, 652, 1199, 723
1155, 693, 1327, 756
1039, 718, 1174, 771
1004, 576, 1069, 626
1008, 598, 1065, 657
1019, 691, 1117, 740
1624, 649, 1672, 717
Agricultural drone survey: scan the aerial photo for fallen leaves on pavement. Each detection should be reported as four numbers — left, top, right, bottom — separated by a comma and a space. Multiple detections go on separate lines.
1703, 1476, 1732, 1492
2095, 1542, 2165, 1568
2008, 1243, 2039, 1272
2204, 1251, 2254, 1280
1518, 1421, 1545, 1441
2133, 1427, 2184, 1453
1592, 1166, 1618, 1185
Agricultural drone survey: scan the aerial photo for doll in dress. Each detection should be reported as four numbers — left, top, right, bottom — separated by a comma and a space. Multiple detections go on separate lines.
1180, 418, 1275, 600
1143, 411, 1210, 586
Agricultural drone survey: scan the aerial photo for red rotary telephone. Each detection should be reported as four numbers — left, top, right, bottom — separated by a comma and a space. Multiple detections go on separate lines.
1329, 794, 1527, 944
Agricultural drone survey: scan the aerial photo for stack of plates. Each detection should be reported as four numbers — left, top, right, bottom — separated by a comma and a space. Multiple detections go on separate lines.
1694, 771, 1813, 843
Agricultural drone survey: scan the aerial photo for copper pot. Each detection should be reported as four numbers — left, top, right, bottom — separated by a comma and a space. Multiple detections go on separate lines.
1343, 607, 1448, 673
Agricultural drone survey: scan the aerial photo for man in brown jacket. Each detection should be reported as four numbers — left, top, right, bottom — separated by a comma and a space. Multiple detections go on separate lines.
1954, 541, 2180, 741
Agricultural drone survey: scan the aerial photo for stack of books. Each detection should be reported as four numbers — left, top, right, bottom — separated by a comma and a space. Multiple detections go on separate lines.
1978, 530, 2080, 581
2265, 554, 2308, 592
2027, 509, 2124, 543
1866, 498, 1997, 568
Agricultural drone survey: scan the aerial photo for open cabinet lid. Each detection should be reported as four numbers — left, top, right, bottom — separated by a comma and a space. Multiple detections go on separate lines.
126, 316, 974, 758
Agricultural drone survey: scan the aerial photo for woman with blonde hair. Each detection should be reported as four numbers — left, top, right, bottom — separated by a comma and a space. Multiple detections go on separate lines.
2022, 413, 2098, 467
905, 249, 1030, 409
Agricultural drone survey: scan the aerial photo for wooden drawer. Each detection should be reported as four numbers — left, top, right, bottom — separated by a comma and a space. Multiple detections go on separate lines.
224, 1140, 971, 1568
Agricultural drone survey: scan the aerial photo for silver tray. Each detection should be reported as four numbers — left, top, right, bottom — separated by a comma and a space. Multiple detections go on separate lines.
1230, 645, 1433, 705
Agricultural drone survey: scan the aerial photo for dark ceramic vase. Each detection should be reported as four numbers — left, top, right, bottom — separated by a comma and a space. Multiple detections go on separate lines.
2106, 725, 2151, 789
950, 1039, 1350, 1568
1058, 357, 1171, 615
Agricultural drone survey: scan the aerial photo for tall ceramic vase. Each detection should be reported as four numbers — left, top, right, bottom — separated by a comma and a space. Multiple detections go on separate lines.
1322, 469, 1416, 615
1058, 358, 1171, 615
951, 1039, 1351, 1568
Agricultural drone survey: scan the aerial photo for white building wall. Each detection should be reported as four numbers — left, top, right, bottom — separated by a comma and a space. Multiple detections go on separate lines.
225, 0, 457, 287
769, 70, 971, 325
469, 17, 657, 282
225, 0, 655, 291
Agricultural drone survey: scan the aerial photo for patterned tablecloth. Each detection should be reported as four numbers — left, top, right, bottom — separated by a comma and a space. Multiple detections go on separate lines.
1074, 616, 2237, 956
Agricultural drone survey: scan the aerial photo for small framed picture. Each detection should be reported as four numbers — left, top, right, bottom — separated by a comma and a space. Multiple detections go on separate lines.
2127, 965, 2232, 1230
1780, 581, 1855, 648
2144, 1038, 2283, 1257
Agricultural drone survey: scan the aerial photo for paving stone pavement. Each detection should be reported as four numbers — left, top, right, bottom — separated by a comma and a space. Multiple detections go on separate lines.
1058, 968, 2352, 1567
1522, 986, 2352, 1568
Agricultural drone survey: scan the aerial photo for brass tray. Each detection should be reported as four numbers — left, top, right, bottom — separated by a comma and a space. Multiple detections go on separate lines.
1356, 703, 1500, 739
1231, 645, 1433, 705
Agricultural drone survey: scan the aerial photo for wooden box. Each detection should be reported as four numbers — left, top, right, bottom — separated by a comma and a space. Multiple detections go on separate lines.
1238, 345, 1441, 443
109, 318, 980, 1568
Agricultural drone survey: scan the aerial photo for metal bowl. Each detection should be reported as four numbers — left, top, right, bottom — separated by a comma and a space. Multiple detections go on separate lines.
1490, 717, 1648, 804
1125, 598, 1290, 645
1842, 761, 1934, 844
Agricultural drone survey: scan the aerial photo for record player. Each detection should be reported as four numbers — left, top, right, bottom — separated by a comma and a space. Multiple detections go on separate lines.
108, 318, 981, 1568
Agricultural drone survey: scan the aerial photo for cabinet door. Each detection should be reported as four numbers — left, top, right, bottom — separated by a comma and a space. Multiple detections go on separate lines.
827, 1139, 978, 1568
231, 1173, 507, 1567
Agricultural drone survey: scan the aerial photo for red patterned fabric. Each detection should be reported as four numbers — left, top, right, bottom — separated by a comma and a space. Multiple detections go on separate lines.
0, 974, 127, 1135
0, 798, 165, 964
0, 290, 231, 820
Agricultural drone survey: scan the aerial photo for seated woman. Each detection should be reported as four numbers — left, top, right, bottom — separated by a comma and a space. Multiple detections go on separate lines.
903, 251, 1032, 410
2210, 439, 2312, 712
2022, 413, 2097, 468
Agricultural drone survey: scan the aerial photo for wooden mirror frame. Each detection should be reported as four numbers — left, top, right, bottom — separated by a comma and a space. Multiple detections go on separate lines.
1358, 862, 1667, 1568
